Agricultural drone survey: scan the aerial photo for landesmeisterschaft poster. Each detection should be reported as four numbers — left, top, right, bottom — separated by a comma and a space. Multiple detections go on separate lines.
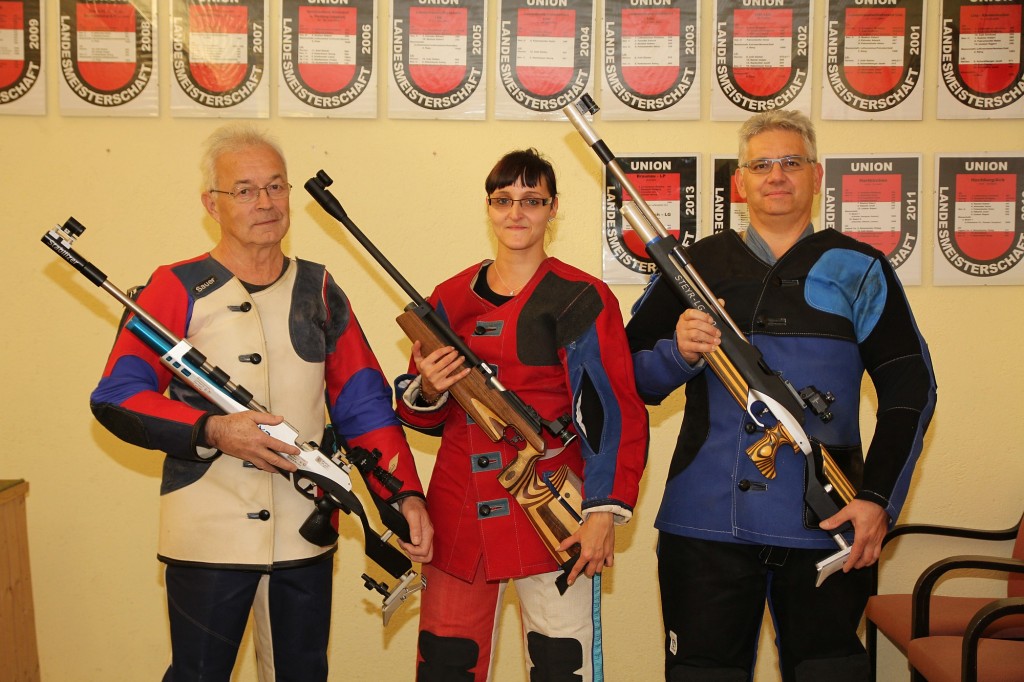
934, 154, 1024, 285
711, 156, 749, 234
821, 0, 925, 120
600, 0, 699, 120
712, 0, 812, 120
58, 0, 157, 116
602, 154, 699, 284
0, 0, 45, 115
937, 0, 1024, 119
822, 155, 923, 284
389, 0, 485, 119
170, 0, 268, 118
495, 0, 594, 121
279, 0, 377, 117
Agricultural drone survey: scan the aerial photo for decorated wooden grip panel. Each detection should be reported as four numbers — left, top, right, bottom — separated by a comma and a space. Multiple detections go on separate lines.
506, 464, 583, 564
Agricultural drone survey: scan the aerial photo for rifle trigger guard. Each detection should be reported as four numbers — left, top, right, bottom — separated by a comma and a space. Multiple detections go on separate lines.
292, 474, 317, 500
744, 400, 766, 429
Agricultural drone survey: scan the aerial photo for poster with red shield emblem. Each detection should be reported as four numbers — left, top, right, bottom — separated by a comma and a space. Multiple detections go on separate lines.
0, 0, 44, 115
600, 0, 699, 120
602, 154, 699, 284
279, 0, 377, 117
712, 0, 812, 120
821, 155, 922, 285
495, 0, 594, 121
821, 0, 925, 120
170, 0, 268, 118
938, 0, 1024, 118
711, 156, 749, 234
389, 0, 485, 119
935, 154, 1024, 285
58, 0, 157, 116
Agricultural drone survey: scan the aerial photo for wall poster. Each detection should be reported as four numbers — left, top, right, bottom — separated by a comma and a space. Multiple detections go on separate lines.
600, 0, 699, 120
712, 0, 812, 120
495, 0, 594, 120
821, 0, 925, 120
58, 0, 157, 116
0, 0, 45, 115
389, 0, 485, 119
279, 0, 377, 118
602, 153, 699, 285
938, 0, 1024, 119
821, 154, 923, 284
170, 0, 268, 118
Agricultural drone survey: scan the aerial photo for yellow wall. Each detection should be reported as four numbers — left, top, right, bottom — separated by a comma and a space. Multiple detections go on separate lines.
4, 1, 1023, 680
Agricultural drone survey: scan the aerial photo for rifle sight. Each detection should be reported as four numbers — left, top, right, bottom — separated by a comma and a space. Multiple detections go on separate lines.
348, 447, 403, 495
799, 386, 836, 423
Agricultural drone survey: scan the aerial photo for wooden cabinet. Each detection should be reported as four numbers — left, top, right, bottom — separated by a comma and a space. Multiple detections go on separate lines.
0, 480, 40, 682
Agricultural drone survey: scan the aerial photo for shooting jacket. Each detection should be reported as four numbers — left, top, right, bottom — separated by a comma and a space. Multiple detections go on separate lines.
91, 254, 423, 569
395, 258, 648, 581
627, 228, 936, 549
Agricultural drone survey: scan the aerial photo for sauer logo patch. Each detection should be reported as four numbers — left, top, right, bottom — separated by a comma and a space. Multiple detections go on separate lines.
193, 275, 218, 296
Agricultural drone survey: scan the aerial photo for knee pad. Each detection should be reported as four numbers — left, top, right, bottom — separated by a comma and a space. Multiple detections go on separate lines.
417, 631, 478, 682
667, 666, 748, 682
526, 631, 583, 682
794, 653, 869, 682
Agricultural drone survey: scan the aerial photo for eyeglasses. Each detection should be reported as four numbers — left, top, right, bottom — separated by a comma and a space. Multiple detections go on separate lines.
210, 182, 292, 203
487, 196, 553, 211
739, 156, 815, 174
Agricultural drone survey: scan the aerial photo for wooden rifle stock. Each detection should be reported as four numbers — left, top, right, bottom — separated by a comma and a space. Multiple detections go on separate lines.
396, 308, 583, 566
396, 308, 545, 454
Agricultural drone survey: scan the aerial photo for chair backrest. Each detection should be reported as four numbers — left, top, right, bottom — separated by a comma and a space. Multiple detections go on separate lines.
1011, 515, 1024, 598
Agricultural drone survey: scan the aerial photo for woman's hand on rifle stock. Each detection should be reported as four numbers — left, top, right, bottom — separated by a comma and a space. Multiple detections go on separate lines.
412, 340, 471, 404
558, 511, 616, 587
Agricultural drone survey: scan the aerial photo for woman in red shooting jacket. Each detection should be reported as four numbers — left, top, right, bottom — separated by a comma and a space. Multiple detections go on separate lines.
394, 148, 648, 682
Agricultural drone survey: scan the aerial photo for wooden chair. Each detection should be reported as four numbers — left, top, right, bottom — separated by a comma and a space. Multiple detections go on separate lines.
865, 513, 1024, 680
908, 596, 1024, 682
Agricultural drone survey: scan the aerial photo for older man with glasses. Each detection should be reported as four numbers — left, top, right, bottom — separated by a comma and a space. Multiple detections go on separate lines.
90, 124, 433, 681
626, 110, 936, 682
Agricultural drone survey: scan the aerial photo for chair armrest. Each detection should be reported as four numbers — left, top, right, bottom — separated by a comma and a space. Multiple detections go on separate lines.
871, 514, 1021, 597
911, 556, 1024, 639
882, 514, 1021, 549
962, 597, 1024, 682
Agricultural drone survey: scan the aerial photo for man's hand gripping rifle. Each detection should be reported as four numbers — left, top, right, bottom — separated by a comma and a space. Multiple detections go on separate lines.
42, 217, 421, 624
563, 95, 856, 586
305, 172, 585, 593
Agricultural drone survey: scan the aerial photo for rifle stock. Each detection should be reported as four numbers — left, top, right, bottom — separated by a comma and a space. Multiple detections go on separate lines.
396, 307, 546, 454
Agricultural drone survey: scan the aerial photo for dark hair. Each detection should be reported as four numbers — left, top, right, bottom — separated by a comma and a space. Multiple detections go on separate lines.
485, 148, 558, 197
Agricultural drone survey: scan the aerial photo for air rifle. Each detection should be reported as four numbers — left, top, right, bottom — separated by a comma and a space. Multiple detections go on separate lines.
42, 217, 421, 624
305, 172, 585, 591
563, 94, 856, 586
